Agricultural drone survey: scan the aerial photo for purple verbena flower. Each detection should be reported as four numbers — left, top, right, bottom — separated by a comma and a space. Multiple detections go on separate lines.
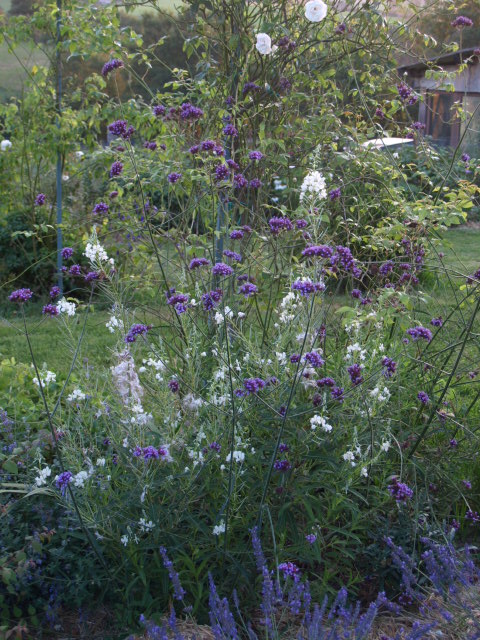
417, 391, 429, 404
189, 257, 210, 270
153, 104, 166, 117
249, 178, 263, 189
431, 317, 443, 327
93, 202, 109, 215
249, 151, 264, 161
274, 459, 292, 472
451, 16, 473, 28
167, 172, 182, 184
243, 378, 266, 394
223, 250, 242, 262
329, 188, 341, 201
61, 247, 73, 260
42, 303, 59, 316
202, 289, 223, 311
212, 262, 234, 277
69, 264, 81, 276
215, 163, 230, 182
347, 363, 363, 386
239, 283, 257, 298
223, 124, 238, 137
49, 286, 60, 299
305, 533, 317, 544
269, 216, 293, 234
407, 326, 433, 342
102, 58, 124, 77
278, 562, 301, 582
9, 288, 33, 303
302, 245, 333, 259
304, 352, 324, 368
233, 173, 248, 189
125, 323, 151, 343
388, 478, 413, 503
108, 120, 135, 140
109, 161, 124, 178
230, 230, 244, 240
55, 470, 73, 495
382, 356, 397, 378
35, 193, 46, 206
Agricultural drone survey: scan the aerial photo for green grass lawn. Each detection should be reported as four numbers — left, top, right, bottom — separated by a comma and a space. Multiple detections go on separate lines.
0, 228, 478, 375
0, 40, 51, 102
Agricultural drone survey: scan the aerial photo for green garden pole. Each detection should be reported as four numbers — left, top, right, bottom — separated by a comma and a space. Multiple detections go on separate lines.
56, 0, 63, 294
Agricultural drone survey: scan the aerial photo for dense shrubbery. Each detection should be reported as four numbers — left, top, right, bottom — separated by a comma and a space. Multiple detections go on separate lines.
1, 0, 480, 637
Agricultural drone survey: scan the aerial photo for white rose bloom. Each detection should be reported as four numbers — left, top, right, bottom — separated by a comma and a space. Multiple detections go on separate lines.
305, 0, 328, 23
256, 33, 273, 55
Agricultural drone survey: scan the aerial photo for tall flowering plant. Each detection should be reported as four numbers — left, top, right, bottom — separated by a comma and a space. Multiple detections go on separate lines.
2, 0, 480, 627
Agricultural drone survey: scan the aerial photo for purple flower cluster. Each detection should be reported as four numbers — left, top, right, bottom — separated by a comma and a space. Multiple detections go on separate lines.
125, 323, 151, 343
302, 245, 333, 259
180, 102, 203, 121
108, 120, 135, 140
291, 279, 325, 297
223, 250, 242, 262
50, 286, 60, 299
239, 283, 257, 298
93, 202, 109, 215
167, 172, 182, 184
167, 292, 189, 314
332, 245, 362, 278
202, 289, 223, 311
451, 16, 473, 28
42, 303, 59, 316
55, 470, 73, 495
397, 82, 418, 105
133, 445, 170, 461
430, 316, 443, 327
230, 229, 244, 240
329, 188, 341, 201
388, 478, 413, 503
9, 288, 33, 303
215, 164, 230, 181
223, 124, 238, 137
153, 104, 166, 117
212, 262, 234, 277
61, 247, 74, 260
417, 391, 429, 405
243, 378, 266, 395
273, 459, 292, 472
168, 380, 179, 393
304, 352, 324, 368
34, 193, 46, 206
233, 173, 248, 189
407, 326, 433, 342
189, 257, 210, 270
101, 58, 124, 77
278, 562, 301, 582
249, 151, 263, 161
382, 356, 397, 378
269, 217, 293, 234
109, 161, 124, 178
347, 363, 363, 386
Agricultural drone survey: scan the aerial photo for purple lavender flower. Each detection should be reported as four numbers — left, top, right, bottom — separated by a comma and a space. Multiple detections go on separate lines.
249, 151, 264, 161
388, 478, 413, 503
42, 303, 59, 316
153, 104, 166, 117
302, 245, 333, 259
55, 471, 73, 495
125, 323, 151, 343
278, 562, 301, 582
274, 459, 292, 472
347, 363, 363, 386
202, 289, 223, 311
9, 288, 33, 303
269, 217, 293, 234
223, 124, 238, 137
35, 193, 46, 206
451, 16, 473, 28
407, 326, 433, 342
417, 391, 429, 405
109, 161, 124, 178
189, 257, 210, 270
159, 547, 186, 601
223, 250, 242, 262
329, 188, 341, 201
230, 230, 244, 240
93, 202, 109, 215
215, 163, 230, 182
239, 283, 257, 298
212, 262, 234, 277
167, 172, 182, 184
102, 58, 124, 77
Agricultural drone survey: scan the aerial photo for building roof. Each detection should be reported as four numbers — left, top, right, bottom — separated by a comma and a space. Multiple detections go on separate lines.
398, 47, 479, 73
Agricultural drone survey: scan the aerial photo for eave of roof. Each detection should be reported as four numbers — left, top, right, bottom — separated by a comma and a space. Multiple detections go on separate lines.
398, 47, 479, 73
